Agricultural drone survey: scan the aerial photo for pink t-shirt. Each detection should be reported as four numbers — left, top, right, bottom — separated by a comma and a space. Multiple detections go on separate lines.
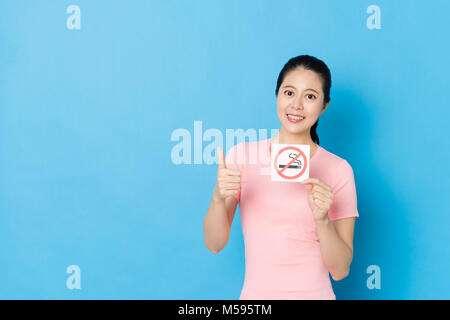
225, 137, 359, 300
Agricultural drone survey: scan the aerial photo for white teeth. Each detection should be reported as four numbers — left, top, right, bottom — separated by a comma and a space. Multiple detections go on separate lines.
288, 114, 304, 120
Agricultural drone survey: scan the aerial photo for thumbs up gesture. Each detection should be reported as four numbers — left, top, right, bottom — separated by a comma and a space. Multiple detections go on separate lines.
213, 147, 241, 201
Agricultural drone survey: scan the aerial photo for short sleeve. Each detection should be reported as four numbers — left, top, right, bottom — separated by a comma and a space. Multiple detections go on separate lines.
328, 160, 359, 221
224, 144, 244, 202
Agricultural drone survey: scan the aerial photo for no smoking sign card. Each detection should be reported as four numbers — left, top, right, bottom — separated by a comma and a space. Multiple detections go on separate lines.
271, 144, 310, 182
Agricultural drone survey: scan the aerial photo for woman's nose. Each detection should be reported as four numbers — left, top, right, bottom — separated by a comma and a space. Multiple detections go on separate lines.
293, 99, 303, 109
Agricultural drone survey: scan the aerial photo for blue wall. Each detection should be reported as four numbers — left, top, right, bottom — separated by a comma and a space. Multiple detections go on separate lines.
0, 0, 448, 299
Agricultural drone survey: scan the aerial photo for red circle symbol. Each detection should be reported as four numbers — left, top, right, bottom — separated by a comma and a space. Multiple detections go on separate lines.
274, 146, 307, 180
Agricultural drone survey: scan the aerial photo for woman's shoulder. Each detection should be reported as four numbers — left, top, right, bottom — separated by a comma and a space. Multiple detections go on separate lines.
316, 145, 356, 181
318, 145, 352, 167
225, 138, 269, 168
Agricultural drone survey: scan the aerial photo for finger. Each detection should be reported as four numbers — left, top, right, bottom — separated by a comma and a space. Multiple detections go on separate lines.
219, 168, 241, 176
312, 185, 334, 198
221, 187, 239, 194
304, 183, 313, 193
301, 178, 332, 192
218, 175, 241, 183
220, 182, 241, 189
312, 190, 332, 203
222, 190, 239, 198
217, 147, 226, 169
314, 198, 327, 207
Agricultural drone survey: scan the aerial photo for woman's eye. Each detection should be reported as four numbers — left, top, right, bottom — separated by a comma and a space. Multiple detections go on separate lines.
284, 90, 293, 96
306, 94, 316, 100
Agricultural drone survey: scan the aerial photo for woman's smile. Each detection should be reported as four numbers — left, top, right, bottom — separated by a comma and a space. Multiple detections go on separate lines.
286, 113, 305, 123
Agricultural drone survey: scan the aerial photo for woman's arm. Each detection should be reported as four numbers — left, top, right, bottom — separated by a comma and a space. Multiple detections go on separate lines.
316, 216, 355, 281
203, 147, 241, 254
203, 189, 238, 253
300, 177, 356, 281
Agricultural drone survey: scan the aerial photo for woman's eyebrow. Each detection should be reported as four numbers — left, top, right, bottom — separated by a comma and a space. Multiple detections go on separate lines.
282, 85, 320, 94
305, 88, 320, 94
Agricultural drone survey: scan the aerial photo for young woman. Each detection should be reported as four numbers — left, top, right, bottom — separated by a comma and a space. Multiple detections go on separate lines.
203, 55, 359, 300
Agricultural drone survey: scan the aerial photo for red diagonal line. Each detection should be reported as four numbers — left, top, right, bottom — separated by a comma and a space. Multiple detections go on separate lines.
278, 152, 301, 175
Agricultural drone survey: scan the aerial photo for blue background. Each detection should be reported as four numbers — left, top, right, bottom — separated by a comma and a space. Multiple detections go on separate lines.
0, 0, 449, 299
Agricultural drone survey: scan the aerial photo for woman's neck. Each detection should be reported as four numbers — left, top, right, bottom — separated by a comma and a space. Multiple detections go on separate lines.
271, 128, 318, 156
277, 128, 314, 145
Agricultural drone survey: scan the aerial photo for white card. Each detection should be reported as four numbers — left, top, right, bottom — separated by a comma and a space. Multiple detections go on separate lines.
271, 144, 310, 182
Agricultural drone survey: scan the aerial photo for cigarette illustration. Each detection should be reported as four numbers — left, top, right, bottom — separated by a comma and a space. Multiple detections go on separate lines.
278, 164, 301, 169
278, 152, 302, 169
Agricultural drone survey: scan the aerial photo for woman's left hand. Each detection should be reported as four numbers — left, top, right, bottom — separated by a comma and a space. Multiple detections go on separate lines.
300, 178, 334, 222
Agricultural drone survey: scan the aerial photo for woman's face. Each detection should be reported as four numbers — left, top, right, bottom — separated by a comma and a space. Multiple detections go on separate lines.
276, 67, 329, 137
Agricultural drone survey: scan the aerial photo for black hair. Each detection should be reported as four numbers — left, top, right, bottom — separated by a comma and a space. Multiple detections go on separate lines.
275, 54, 332, 145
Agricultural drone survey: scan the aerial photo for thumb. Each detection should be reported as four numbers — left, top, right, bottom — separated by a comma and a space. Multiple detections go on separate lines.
217, 147, 226, 169
304, 184, 315, 206
303, 182, 313, 194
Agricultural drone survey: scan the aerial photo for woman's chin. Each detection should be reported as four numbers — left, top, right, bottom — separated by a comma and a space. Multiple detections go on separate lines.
282, 125, 309, 135
278, 117, 310, 135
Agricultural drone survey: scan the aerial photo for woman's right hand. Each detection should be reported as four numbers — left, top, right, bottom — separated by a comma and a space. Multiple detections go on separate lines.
213, 147, 241, 201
